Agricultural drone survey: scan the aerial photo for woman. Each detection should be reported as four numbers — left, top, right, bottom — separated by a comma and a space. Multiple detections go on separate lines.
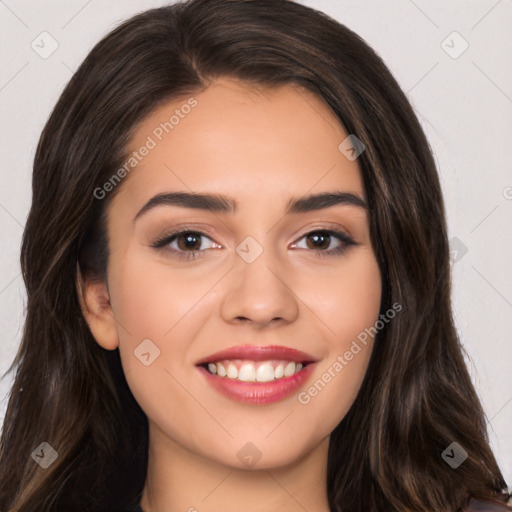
0, 0, 509, 511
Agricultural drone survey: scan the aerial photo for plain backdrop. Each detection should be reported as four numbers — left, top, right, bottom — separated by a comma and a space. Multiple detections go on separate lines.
1, 0, 511, 489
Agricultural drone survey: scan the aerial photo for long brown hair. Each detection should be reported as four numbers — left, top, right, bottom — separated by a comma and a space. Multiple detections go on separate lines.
0, 1, 508, 510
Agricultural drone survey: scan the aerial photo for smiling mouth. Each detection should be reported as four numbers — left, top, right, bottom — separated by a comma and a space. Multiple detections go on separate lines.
198, 359, 312, 382
194, 345, 318, 404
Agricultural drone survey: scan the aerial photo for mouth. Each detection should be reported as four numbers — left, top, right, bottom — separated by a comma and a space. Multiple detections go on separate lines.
195, 345, 318, 405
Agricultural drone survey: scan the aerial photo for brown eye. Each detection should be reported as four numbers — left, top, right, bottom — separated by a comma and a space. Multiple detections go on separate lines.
291, 229, 356, 258
175, 232, 204, 251
151, 229, 220, 261
305, 232, 332, 250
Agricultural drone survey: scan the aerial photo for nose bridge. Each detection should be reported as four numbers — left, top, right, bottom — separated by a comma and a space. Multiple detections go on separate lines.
219, 233, 299, 325
236, 234, 279, 287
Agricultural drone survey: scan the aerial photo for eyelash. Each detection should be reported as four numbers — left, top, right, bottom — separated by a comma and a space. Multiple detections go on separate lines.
151, 227, 356, 261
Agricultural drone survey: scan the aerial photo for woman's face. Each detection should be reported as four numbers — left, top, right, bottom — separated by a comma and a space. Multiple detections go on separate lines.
90, 77, 381, 469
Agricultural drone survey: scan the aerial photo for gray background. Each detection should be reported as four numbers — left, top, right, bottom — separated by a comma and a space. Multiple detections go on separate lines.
1, 0, 511, 488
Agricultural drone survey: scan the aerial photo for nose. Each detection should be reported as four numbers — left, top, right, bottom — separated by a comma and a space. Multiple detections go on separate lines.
220, 246, 299, 328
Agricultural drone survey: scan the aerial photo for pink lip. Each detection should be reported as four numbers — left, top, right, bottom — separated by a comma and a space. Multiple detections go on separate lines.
195, 344, 318, 365
195, 345, 319, 405
197, 362, 318, 405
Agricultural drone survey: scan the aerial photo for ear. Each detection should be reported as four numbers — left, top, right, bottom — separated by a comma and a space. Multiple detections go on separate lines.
76, 263, 119, 350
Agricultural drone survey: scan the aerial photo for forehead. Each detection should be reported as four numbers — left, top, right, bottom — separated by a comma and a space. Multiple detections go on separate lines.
110, 77, 364, 214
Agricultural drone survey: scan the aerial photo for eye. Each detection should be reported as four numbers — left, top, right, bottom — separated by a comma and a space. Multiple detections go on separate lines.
151, 229, 220, 261
151, 227, 356, 261
291, 229, 356, 257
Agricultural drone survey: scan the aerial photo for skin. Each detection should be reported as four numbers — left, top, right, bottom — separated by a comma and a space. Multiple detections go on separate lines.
80, 77, 382, 512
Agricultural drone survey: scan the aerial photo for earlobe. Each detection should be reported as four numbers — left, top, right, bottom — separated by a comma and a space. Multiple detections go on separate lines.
76, 265, 119, 350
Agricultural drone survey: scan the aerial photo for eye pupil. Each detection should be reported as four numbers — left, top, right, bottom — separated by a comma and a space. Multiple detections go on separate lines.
307, 232, 330, 250
178, 233, 201, 251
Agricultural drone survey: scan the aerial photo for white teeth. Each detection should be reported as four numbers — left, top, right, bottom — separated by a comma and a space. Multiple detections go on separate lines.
284, 362, 296, 377
226, 363, 238, 379
238, 363, 256, 382
205, 360, 305, 381
256, 362, 275, 382
217, 363, 227, 377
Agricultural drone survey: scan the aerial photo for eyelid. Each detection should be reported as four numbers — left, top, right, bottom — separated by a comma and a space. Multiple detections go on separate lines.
150, 224, 356, 262
151, 224, 219, 244
293, 222, 354, 241
151, 227, 219, 250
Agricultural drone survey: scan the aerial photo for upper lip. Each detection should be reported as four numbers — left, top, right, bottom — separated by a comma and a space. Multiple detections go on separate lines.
195, 345, 318, 365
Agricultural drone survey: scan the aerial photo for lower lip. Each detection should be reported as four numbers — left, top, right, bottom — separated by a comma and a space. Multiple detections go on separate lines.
196, 363, 317, 405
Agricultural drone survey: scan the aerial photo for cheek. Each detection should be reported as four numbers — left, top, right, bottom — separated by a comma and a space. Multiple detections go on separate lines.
108, 249, 210, 340
107, 249, 223, 393
297, 252, 381, 417
107, 251, 200, 424
336, 259, 381, 341
307, 250, 382, 346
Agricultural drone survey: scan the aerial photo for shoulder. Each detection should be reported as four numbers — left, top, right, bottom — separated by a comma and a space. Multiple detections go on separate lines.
464, 495, 512, 511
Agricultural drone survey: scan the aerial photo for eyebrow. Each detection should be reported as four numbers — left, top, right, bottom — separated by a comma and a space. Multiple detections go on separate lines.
132, 190, 367, 223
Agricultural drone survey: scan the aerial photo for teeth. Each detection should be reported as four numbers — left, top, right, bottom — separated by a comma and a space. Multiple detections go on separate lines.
226, 363, 238, 379
238, 363, 256, 381
217, 363, 227, 377
256, 362, 275, 382
284, 362, 296, 377
205, 360, 305, 381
